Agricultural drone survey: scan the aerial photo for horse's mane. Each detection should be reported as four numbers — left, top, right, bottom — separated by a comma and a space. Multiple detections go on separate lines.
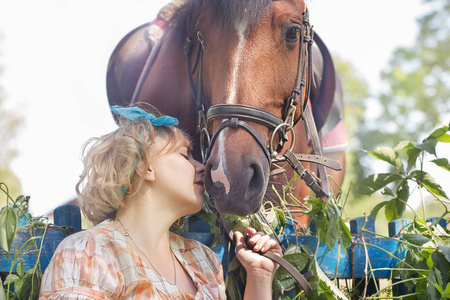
167, 0, 273, 42
208, 0, 273, 27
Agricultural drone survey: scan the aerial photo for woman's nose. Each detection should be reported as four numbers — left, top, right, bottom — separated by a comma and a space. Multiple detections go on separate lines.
189, 156, 206, 174
194, 160, 205, 174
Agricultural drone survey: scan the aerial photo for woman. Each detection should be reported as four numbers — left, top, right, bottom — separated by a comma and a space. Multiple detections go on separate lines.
40, 105, 282, 299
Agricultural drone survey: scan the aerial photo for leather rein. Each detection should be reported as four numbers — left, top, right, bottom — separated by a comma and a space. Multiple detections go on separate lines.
183, 6, 343, 296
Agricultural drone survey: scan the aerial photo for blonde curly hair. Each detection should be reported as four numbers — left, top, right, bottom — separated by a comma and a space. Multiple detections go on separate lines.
76, 109, 188, 225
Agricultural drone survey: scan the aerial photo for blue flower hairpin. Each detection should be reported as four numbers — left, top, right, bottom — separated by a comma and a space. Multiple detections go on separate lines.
111, 105, 179, 126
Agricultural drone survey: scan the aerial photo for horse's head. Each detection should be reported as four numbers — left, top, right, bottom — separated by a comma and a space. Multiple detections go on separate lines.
196, 0, 310, 215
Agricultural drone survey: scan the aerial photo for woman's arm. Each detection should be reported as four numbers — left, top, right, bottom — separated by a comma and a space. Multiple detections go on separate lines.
235, 227, 283, 300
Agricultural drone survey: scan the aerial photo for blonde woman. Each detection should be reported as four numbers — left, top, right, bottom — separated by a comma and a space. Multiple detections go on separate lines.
40, 105, 282, 299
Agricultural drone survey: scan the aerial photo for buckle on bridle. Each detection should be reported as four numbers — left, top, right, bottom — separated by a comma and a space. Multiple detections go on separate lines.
269, 123, 295, 161
197, 30, 207, 49
284, 96, 298, 129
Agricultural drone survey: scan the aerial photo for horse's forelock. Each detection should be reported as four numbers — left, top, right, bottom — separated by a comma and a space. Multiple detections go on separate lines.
208, 0, 273, 28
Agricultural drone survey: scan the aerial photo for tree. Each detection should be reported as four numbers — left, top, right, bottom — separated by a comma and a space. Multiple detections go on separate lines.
333, 57, 385, 220
0, 34, 22, 202
359, 0, 450, 151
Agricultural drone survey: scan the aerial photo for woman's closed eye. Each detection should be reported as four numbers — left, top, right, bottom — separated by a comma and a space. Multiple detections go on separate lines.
180, 149, 189, 159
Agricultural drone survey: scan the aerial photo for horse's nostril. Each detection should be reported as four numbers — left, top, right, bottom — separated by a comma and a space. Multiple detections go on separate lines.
248, 163, 261, 192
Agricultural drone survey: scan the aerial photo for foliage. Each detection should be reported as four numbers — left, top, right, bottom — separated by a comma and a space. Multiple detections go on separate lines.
0, 183, 46, 300
333, 56, 370, 182
195, 178, 352, 299
391, 219, 450, 299
0, 39, 22, 166
358, 0, 450, 151
351, 123, 450, 299
357, 123, 449, 222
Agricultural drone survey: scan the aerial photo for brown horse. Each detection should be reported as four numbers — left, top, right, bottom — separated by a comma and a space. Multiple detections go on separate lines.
106, 0, 346, 226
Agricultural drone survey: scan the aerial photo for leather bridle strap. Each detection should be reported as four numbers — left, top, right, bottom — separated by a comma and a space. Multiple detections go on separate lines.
209, 118, 272, 165
283, 150, 328, 199
218, 213, 314, 297
303, 104, 330, 196
207, 104, 284, 131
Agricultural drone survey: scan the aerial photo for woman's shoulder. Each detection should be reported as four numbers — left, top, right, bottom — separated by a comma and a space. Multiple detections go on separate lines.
40, 220, 127, 298
55, 219, 123, 255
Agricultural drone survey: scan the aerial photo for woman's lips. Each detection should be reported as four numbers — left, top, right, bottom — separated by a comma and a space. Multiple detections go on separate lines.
194, 180, 204, 187
195, 180, 205, 192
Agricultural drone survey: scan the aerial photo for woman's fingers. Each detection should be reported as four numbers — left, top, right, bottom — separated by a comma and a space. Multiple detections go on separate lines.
245, 227, 278, 253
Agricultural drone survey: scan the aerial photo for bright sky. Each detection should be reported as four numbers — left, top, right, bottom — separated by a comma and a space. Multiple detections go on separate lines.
0, 0, 443, 216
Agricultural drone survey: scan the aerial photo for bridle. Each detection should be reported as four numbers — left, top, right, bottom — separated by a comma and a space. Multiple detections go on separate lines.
184, 6, 341, 199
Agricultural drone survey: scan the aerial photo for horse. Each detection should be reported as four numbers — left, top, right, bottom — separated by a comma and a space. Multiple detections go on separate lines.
106, 0, 347, 227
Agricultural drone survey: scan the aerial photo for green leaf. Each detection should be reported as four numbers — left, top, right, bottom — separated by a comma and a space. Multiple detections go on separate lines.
397, 180, 410, 203
324, 204, 339, 251
424, 124, 449, 141
273, 252, 310, 293
431, 251, 450, 290
437, 133, 450, 143
403, 234, 431, 246
17, 260, 25, 278
358, 173, 403, 195
367, 146, 403, 169
0, 277, 5, 300
382, 186, 395, 197
5, 274, 21, 284
439, 246, 450, 263
0, 207, 18, 253
274, 207, 287, 229
414, 139, 438, 157
443, 282, 450, 297
427, 269, 442, 299
410, 170, 448, 199
369, 201, 388, 220
394, 141, 421, 172
314, 260, 348, 300
18, 270, 42, 300
385, 198, 406, 222
337, 218, 351, 254
431, 158, 450, 172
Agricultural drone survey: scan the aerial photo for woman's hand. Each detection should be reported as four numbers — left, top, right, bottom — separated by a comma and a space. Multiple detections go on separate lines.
234, 227, 283, 277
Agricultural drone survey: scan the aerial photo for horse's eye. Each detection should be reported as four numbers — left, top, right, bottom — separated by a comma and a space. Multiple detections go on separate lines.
286, 27, 300, 42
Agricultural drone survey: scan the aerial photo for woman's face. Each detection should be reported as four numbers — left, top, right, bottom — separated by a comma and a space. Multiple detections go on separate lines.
150, 135, 206, 215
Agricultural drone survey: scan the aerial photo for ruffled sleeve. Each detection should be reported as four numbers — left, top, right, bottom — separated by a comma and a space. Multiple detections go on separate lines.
39, 229, 124, 299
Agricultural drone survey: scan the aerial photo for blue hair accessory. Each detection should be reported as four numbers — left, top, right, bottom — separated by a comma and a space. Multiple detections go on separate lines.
111, 105, 179, 126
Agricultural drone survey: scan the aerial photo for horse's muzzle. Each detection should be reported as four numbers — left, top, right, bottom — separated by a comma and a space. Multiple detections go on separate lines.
205, 152, 269, 216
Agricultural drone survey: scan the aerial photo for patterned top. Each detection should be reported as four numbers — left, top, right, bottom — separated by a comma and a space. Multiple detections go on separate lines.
39, 220, 226, 299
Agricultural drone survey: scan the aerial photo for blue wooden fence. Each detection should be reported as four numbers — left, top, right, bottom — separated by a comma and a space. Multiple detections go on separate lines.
0, 205, 446, 298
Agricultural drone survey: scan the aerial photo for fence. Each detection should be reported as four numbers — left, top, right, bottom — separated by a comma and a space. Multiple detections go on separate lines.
0, 204, 446, 298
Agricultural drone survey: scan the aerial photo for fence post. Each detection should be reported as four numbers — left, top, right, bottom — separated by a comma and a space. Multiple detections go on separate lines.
350, 216, 378, 297
389, 218, 411, 298
426, 217, 447, 228
53, 205, 82, 232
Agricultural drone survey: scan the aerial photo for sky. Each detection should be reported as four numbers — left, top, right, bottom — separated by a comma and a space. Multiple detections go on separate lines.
0, 0, 446, 216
